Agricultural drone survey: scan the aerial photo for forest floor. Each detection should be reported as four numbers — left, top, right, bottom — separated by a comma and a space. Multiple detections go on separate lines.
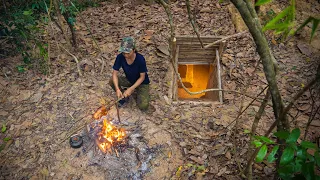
0, 0, 320, 179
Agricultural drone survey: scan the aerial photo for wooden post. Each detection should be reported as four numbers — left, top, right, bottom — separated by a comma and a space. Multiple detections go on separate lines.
173, 45, 179, 100
216, 49, 223, 103
218, 40, 226, 59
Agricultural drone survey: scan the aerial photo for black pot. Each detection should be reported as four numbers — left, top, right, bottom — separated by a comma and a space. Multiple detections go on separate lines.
69, 134, 83, 148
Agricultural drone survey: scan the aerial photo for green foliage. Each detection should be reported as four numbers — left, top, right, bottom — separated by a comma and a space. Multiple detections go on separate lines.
261, 0, 296, 40
280, 147, 295, 165
267, 145, 279, 163
256, 144, 268, 162
253, 128, 320, 179
0, 0, 49, 73
4, 137, 11, 142
0, 124, 10, 153
244, 129, 251, 134
257, 0, 319, 42
293, 16, 320, 42
274, 130, 290, 140
252, 140, 263, 148
255, 0, 272, 6
1, 124, 6, 133
0, 0, 100, 73
301, 141, 318, 149
254, 135, 275, 144
286, 128, 300, 144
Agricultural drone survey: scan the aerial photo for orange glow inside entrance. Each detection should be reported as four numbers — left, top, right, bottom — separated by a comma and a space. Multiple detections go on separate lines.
177, 64, 218, 100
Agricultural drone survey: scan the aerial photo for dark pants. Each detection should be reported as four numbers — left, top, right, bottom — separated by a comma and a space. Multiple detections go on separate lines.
109, 76, 150, 111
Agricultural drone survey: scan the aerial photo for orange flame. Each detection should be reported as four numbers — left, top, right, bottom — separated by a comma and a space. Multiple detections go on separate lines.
96, 119, 126, 153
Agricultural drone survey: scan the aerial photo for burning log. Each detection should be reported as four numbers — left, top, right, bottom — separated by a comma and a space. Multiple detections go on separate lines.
88, 116, 126, 154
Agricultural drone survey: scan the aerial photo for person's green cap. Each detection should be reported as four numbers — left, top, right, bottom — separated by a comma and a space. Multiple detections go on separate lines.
118, 36, 136, 53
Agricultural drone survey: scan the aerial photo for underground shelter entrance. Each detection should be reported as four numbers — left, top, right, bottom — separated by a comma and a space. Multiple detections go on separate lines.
171, 36, 224, 103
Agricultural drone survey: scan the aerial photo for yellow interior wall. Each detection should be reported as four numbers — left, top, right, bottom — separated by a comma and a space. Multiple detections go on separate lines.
177, 64, 211, 99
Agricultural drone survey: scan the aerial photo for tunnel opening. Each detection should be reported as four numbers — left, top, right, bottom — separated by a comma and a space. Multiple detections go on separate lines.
170, 36, 225, 103
177, 64, 218, 101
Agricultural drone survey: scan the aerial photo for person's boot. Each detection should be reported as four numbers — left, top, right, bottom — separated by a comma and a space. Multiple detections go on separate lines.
118, 97, 129, 107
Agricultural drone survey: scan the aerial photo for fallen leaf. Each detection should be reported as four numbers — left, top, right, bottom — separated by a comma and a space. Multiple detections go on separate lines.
18, 90, 33, 101
215, 115, 232, 127
297, 104, 311, 111
0, 77, 8, 86
144, 30, 154, 36
143, 35, 151, 40
212, 144, 226, 156
0, 110, 8, 116
189, 156, 204, 164
271, 38, 277, 45
21, 120, 32, 129
225, 151, 231, 160
217, 167, 227, 176
297, 42, 313, 56
40, 168, 49, 176
254, 164, 263, 171
200, 7, 211, 13
4, 139, 13, 151
155, 52, 167, 59
157, 45, 169, 56
176, 166, 183, 177
30, 92, 43, 103
310, 120, 320, 127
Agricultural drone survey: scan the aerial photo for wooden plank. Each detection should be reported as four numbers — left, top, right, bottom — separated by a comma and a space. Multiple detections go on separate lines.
176, 35, 225, 39
173, 45, 180, 101
216, 49, 223, 103
178, 56, 214, 60
179, 48, 216, 52
204, 65, 219, 100
178, 61, 211, 65
178, 52, 215, 56
179, 45, 216, 49
176, 42, 220, 47
168, 38, 177, 100
176, 36, 224, 41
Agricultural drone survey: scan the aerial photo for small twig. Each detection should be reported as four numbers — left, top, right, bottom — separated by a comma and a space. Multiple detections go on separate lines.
245, 89, 270, 177
116, 103, 121, 123
59, 122, 87, 144
115, 148, 119, 157
225, 85, 269, 129
59, 45, 82, 77
232, 59, 261, 175
204, 31, 248, 49
234, 59, 261, 129
304, 88, 320, 140
282, 73, 320, 117
304, 105, 320, 140
186, 0, 204, 48
69, 112, 75, 121
97, 58, 105, 75
288, 109, 300, 125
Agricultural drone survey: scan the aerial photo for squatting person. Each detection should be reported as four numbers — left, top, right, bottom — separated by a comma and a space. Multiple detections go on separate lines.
109, 36, 150, 111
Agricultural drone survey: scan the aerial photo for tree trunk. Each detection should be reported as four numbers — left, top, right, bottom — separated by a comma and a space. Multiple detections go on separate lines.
53, 0, 71, 48
229, 0, 289, 131
63, 12, 77, 48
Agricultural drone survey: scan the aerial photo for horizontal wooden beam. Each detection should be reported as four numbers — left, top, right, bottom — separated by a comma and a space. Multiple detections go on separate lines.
176, 35, 224, 40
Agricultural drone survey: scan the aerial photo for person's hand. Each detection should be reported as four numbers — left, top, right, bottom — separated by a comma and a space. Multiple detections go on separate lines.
123, 87, 134, 98
116, 89, 124, 99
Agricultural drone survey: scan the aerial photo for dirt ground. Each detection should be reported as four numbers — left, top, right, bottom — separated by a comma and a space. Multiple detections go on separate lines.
0, 0, 320, 179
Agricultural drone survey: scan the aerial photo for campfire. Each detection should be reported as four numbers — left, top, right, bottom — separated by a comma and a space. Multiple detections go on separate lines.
96, 119, 126, 154
77, 105, 161, 179
88, 112, 126, 155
